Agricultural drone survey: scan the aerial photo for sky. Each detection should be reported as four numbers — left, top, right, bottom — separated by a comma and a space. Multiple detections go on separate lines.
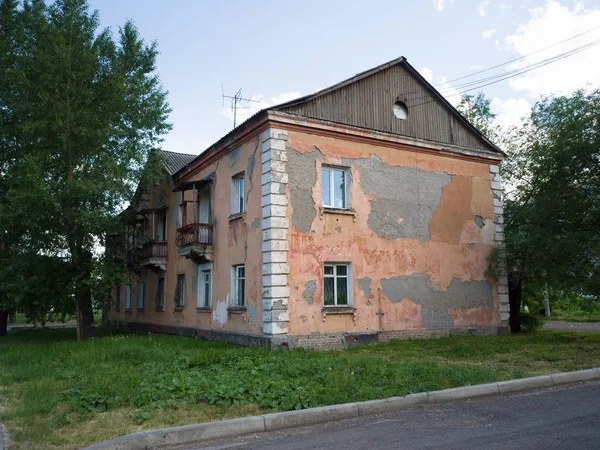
87, 0, 600, 155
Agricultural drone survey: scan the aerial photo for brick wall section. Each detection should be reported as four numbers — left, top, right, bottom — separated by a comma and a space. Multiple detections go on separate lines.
261, 129, 291, 336
490, 164, 510, 330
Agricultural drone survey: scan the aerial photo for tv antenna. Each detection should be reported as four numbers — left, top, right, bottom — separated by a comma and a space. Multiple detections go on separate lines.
222, 84, 260, 128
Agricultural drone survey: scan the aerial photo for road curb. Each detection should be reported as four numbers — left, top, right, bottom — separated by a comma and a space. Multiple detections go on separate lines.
81, 367, 600, 450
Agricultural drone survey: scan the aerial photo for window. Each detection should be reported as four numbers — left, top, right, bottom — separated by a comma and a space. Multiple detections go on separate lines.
127, 232, 134, 250
231, 173, 245, 214
126, 284, 132, 309
157, 213, 166, 241
393, 101, 408, 120
179, 202, 187, 227
322, 167, 349, 209
175, 274, 186, 309
232, 265, 245, 306
137, 281, 145, 309
156, 277, 165, 310
115, 285, 121, 310
197, 264, 212, 308
324, 263, 351, 306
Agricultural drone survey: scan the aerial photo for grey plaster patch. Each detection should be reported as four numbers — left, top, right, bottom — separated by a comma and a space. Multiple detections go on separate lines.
474, 215, 484, 229
381, 274, 493, 329
170, 191, 181, 224
335, 226, 342, 233
469, 243, 475, 251
287, 146, 324, 233
247, 305, 257, 324
227, 147, 240, 166
302, 280, 317, 305
343, 155, 451, 241
252, 217, 261, 228
358, 276, 373, 299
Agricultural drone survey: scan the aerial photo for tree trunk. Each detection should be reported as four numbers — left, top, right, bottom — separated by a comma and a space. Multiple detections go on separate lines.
76, 285, 96, 340
73, 249, 96, 340
543, 285, 551, 317
508, 279, 522, 333
0, 310, 8, 336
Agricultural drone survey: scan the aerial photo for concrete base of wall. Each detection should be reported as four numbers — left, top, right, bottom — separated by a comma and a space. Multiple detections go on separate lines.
108, 320, 500, 350
107, 320, 271, 348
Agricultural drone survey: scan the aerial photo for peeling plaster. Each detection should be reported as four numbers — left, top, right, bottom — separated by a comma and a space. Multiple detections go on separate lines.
252, 217, 261, 228
345, 155, 451, 241
287, 146, 323, 233
213, 294, 229, 326
302, 280, 316, 305
474, 215, 484, 229
247, 305, 257, 324
358, 276, 373, 299
227, 147, 240, 167
335, 226, 342, 233
381, 274, 493, 329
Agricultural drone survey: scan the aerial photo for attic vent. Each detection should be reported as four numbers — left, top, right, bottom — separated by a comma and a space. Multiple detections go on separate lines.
393, 101, 408, 120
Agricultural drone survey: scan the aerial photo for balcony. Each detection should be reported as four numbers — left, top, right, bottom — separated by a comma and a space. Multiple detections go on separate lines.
176, 223, 213, 262
138, 240, 168, 271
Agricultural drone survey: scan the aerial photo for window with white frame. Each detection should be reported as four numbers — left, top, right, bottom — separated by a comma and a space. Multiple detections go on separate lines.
197, 264, 212, 308
174, 274, 185, 309
324, 263, 351, 306
156, 277, 165, 310
322, 167, 350, 209
126, 284, 132, 309
232, 265, 245, 306
137, 281, 145, 309
231, 173, 245, 214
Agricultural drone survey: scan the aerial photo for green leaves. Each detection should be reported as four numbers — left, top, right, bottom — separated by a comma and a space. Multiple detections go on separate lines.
0, 0, 171, 327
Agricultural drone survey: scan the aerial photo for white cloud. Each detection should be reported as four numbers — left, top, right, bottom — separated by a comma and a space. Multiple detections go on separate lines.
221, 90, 301, 125
503, 1, 600, 98
491, 97, 531, 128
433, 0, 454, 12
420, 66, 434, 83
482, 28, 497, 39
478, 1, 490, 17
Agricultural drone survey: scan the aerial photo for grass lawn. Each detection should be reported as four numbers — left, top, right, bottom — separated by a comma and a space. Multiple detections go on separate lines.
547, 314, 600, 323
1, 329, 600, 449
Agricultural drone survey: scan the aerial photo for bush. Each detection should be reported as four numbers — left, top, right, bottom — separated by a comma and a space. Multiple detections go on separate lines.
521, 312, 544, 332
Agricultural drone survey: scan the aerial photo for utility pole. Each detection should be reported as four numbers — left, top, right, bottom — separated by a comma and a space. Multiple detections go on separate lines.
222, 85, 260, 129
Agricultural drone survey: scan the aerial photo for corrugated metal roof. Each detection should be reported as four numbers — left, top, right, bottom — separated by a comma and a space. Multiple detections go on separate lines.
157, 150, 197, 175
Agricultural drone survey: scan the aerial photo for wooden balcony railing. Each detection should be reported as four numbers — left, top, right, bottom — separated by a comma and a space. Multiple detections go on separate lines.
176, 223, 213, 247
140, 240, 168, 259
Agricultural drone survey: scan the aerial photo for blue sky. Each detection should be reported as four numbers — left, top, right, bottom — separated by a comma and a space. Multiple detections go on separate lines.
88, 0, 600, 155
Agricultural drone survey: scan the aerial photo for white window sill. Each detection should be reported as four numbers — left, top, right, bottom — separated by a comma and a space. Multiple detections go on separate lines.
322, 305, 357, 322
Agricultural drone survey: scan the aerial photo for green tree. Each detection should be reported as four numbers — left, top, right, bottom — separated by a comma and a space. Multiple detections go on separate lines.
0, 0, 171, 338
501, 89, 600, 331
456, 92, 500, 142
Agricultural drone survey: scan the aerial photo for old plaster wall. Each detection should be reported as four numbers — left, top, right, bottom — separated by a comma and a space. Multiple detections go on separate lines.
285, 129, 499, 336
109, 136, 264, 336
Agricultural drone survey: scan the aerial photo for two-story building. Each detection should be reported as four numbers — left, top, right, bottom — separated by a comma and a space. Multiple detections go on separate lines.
108, 57, 508, 349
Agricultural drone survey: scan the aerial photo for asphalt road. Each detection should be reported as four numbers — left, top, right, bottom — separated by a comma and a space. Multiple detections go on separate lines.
185, 381, 600, 450
543, 320, 600, 333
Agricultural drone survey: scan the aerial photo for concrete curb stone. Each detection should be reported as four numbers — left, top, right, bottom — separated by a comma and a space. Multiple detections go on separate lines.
80, 367, 600, 450
550, 368, 599, 385
497, 374, 554, 393
264, 403, 358, 432
432, 382, 499, 403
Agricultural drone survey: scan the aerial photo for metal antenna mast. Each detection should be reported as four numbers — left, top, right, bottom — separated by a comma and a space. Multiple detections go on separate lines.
222, 84, 260, 129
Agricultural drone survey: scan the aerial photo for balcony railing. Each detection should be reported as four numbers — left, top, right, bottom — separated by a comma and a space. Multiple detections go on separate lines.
176, 223, 213, 247
140, 240, 168, 259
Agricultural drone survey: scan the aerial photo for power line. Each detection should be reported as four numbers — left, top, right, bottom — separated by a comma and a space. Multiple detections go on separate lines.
431, 24, 600, 90
407, 39, 600, 110
405, 37, 600, 103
